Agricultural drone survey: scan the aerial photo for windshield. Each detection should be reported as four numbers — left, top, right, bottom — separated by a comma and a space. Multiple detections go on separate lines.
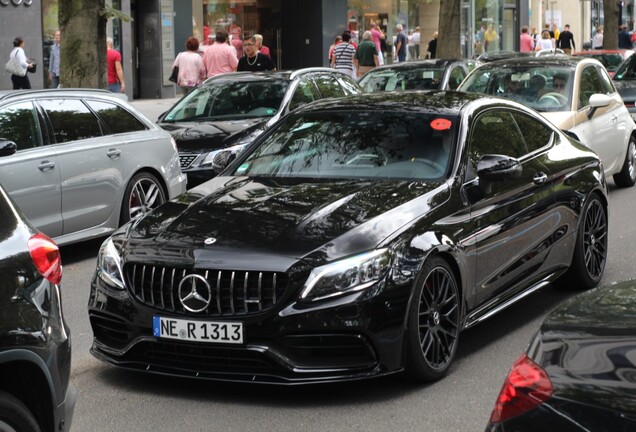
231, 111, 457, 181
163, 79, 289, 122
460, 66, 573, 112
575, 53, 627, 74
359, 67, 444, 92
614, 57, 636, 80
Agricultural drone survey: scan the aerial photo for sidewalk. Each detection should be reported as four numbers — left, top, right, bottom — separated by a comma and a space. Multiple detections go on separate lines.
130, 97, 181, 122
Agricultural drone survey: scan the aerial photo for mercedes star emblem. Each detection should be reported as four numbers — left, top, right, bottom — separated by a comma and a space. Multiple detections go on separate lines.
178, 274, 212, 313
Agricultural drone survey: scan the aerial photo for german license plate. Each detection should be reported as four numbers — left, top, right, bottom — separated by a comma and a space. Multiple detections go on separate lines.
153, 316, 243, 344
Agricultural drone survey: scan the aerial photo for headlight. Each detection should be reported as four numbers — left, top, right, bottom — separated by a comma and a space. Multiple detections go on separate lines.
97, 238, 124, 289
199, 144, 247, 167
300, 249, 393, 302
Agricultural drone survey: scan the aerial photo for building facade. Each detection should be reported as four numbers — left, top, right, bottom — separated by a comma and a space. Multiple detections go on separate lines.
3, 0, 630, 98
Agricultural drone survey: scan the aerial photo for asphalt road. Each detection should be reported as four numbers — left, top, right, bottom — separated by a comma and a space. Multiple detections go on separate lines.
56, 100, 636, 431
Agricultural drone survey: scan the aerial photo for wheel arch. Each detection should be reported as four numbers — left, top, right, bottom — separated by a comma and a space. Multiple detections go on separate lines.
0, 351, 55, 432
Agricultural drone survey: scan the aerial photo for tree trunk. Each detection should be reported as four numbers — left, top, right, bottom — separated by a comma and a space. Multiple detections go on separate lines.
603, 1, 619, 50
437, 0, 461, 58
59, 0, 107, 89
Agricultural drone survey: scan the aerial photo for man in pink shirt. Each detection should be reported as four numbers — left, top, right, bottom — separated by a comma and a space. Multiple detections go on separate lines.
370, 23, 385, 65
519, 26, 534, 52
202, 30, 238, 77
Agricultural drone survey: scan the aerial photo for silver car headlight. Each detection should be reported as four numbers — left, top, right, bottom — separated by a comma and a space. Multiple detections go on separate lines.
199, 144, 248, 167
299, 249, 393, 302
97, 238, 124, 289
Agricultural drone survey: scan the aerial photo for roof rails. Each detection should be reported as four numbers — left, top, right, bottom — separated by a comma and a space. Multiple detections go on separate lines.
290, 67, 339, 79
0, 87, 115, 101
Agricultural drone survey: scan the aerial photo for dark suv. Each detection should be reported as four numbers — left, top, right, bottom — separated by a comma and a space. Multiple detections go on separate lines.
0, 140, 75, 432
158, 68, 362, 188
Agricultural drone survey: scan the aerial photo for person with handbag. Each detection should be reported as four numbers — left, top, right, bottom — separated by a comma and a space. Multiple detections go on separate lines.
6, 37, 33, 89
331, 31, 356, 78
171, 36, 206, 95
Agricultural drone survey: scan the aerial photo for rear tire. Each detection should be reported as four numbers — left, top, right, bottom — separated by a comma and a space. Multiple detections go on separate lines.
562, 194, 607, 289
405, 256, 460, 382
613, 136, 636, 188
0, 390, 41, 432
120, 172, 166, 225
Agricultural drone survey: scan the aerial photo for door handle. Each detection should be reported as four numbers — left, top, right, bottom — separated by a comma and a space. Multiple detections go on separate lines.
533, 172, 548, 185
106, 149, 121, 159
38, 160, 55, 171
612, 114, 618, 123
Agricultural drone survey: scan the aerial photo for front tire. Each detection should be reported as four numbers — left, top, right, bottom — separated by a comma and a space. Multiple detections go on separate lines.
405, 256, 461, 382
563, 194, 608, 289
613, 135, 636, 188
120, 172, 166, 225
0, 390, 41, 432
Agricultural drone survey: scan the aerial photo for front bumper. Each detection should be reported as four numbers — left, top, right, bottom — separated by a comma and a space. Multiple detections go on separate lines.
88, 273, 410, 384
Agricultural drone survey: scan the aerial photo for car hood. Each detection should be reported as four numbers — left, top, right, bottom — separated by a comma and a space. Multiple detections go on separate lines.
159, 118, 268, 153
126, 176, 448, 267
613, 80, 636, 102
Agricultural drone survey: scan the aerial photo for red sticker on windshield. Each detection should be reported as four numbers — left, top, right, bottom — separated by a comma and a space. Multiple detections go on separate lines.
430, 118, 452, 131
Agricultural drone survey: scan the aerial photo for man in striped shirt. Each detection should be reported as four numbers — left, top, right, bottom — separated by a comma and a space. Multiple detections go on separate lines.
331, 31, 356, 78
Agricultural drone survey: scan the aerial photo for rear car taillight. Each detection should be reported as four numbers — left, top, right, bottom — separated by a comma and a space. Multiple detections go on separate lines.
28, 232, 62, 284
489, 353, 553, 423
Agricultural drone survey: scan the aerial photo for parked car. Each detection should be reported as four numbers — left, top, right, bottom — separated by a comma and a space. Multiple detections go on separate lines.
476, 50, 533, 63
572, 49, 634, 77
158, 68, 362, 188
89, 91, 607, 385
611, 52, 636, 122
534, 48, 566, 57
486, 279, 636, 431
357, 59, 480, 92
458, 56, 636, 187
0, 89, 187, 246
0, 176, 75, 431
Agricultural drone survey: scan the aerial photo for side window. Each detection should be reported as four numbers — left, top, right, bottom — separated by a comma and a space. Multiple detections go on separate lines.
0, 101, 41, 150
289, 78, 320, 111
596, 66, 615, 94
510, 112, 553, 153
448, 67, 467, 90
336, 75, 362, 95
578, 66, 603, 108
314, 74, 347, 99
85, 100, 148, 134
469, 110, 528, 170
39, 99, 103, 143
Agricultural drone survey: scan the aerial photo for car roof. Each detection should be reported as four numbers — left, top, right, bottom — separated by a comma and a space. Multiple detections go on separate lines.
0, 88, 127, 102
365, 58, 473, 72
202, 67, 347, 86
474, 55, 598, 69
292, 90, 491, 116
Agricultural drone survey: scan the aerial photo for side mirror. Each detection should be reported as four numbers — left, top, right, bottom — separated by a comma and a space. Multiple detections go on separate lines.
0, 140, 17, 157
587, 93, 612, 119
477, 154, 522, 181
211, 151, 235, 173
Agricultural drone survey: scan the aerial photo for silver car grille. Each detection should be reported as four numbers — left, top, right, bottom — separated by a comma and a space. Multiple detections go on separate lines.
179, 154, 199, 169
125, 264, 288, 316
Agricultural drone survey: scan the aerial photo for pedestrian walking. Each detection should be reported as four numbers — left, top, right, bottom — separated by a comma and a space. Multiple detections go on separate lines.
237, 36, 275, 72
354, 31, 379, 78
619, 25, 632, 49
411, 26, 421, 59
172, 36, 206, 95
328, 35, 342, 64
427, 31, 438, 59
202, 30, 238, 77
593, 25, 604, 49
6, 37, 33, 89
484, 24, 497, 52
519, 26, 534, 53
395, 24, 407, 62
49, 30, 61, 88
106, 37, 125, 93
557, 24, 576, 55
369, 23, 386, 65
536, 30, 553, 51
253, 34, 271, 59
331, 30, 356, 78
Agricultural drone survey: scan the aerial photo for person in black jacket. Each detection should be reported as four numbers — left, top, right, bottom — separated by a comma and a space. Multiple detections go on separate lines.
557, 24, 576, 55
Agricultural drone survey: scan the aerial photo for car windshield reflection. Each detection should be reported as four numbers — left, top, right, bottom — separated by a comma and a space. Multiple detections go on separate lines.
461, 66, 573, 112
359, 68, 445, 92
163, 79, 289, 122
233, 111, 456, 181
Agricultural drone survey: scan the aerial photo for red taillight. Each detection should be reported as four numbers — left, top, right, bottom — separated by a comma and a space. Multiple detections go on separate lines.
28, 232, 62, 284
489, 353, 553, 423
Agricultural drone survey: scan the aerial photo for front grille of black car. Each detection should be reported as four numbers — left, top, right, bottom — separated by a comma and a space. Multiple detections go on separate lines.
124, 264, 288, 317
179, 154, 199, 169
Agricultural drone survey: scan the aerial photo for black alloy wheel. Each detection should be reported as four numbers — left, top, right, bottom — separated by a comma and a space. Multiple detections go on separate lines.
120, 172, 166, 225
406, 256, 460, 382
565, 194, 607, 289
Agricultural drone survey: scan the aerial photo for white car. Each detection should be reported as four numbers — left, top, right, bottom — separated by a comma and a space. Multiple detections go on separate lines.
458, 56, 636, 187
0, 89, 187, 245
